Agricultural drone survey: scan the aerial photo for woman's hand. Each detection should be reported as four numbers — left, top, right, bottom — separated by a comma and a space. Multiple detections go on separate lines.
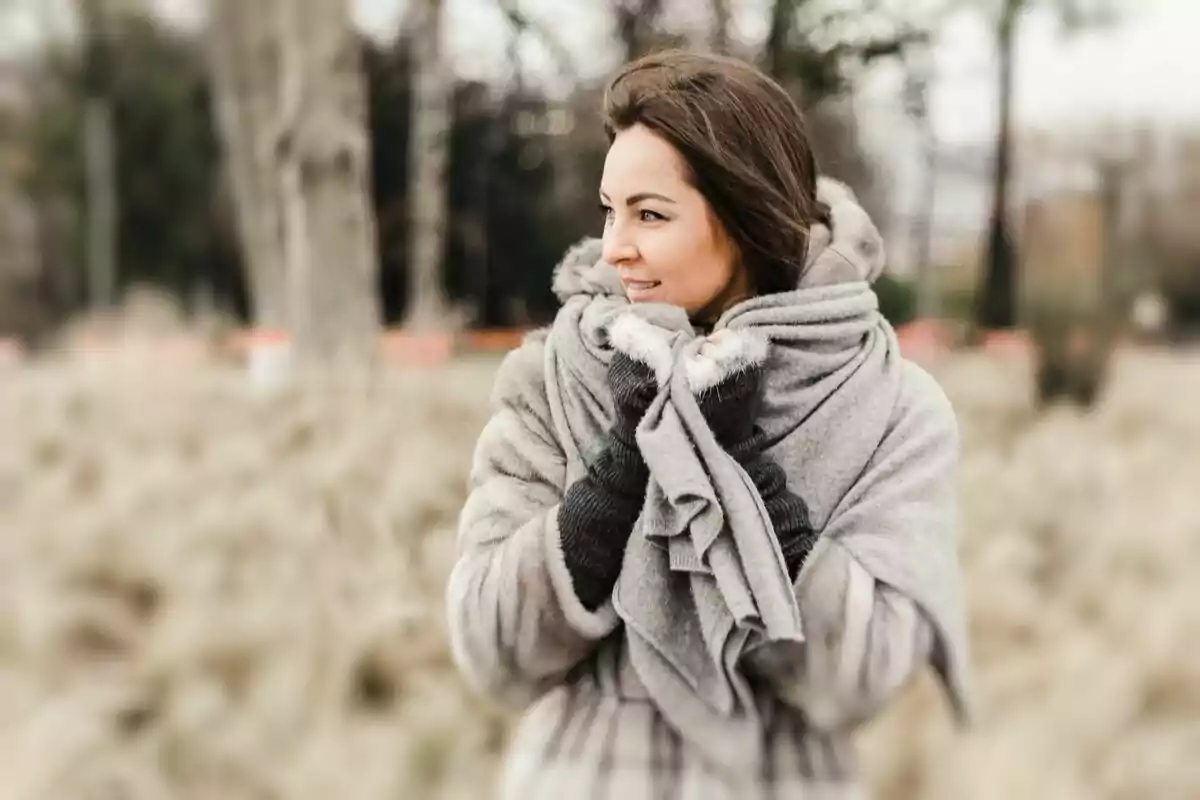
556, 351, 659, 612
693, 334, 817, 580
693, 337, 765, 450
607, 350, 659, 448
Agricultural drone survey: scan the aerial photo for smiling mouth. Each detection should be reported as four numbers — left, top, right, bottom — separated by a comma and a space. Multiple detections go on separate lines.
624, 279, 661, 291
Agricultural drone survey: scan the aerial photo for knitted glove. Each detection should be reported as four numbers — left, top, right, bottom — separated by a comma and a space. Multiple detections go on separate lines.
558, 351, 658, 610
696, 363, 818, 581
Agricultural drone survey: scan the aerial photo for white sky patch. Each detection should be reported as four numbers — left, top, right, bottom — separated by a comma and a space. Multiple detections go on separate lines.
5, 0, 1196, 143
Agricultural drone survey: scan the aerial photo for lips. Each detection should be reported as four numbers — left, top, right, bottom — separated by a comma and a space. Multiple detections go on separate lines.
622, 278, 662, 301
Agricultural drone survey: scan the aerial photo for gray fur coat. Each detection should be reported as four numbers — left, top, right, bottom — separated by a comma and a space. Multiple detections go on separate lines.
446, 179, 971, 799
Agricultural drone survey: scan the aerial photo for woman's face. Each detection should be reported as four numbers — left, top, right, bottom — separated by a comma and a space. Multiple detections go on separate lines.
599, 124, 747, 320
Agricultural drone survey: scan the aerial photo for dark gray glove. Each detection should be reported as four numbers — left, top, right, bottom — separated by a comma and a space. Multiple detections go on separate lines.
696, 364, 818, 580
558, 351, 658, 610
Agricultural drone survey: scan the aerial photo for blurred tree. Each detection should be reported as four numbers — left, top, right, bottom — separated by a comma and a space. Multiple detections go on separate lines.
707, 0, 733, 54
873, 271, 918, 327
208, 0, 287, 331
758, 1, 930, 225
402, 0, 455, 332
763, 0, 848, 94
763, 0, 791, 78
1144, 129, 1200, 336
972, 0, 1117, 332
900, 38, 939, 319
611, 0, 667, 61
274, 0, 383, 362
761, 0, 927, 104
0, 53, 42, 342
362, 35, 414, 323
209, 0, 383, 363
491, 1, 587, 324
496, 0, 580, 85
805, 100, 887, 229
23, 9, 246, 328
483, 90, 579, 323
77, 0, 119, 311
19, 4, 589, 340
973, 0, 1020, 331
363, 33, 578, 329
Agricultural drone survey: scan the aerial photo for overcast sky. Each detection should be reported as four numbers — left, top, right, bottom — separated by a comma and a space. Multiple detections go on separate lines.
2, 0, 1196, 145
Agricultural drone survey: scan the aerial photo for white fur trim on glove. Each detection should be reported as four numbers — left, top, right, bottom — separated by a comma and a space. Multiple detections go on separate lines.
684, 329, 770, 393
607, 313, 675, 388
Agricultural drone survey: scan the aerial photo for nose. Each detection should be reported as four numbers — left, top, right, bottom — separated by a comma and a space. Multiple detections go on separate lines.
601, 224, 637, 267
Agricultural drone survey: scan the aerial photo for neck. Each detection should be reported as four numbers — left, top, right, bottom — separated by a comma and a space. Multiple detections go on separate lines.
689, 268, 751, 330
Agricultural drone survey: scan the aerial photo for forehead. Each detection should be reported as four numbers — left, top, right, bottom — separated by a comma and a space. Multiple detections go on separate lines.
601, 124, 688, 193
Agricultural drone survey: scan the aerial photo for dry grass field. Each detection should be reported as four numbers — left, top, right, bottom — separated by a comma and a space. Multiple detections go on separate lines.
2, 345, 1198, 799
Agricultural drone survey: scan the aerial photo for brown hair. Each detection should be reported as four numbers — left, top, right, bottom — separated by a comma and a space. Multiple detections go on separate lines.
602, 50, 829, 295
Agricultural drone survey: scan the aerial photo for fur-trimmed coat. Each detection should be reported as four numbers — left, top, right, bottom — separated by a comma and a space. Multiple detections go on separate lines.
446, 180, 967, 799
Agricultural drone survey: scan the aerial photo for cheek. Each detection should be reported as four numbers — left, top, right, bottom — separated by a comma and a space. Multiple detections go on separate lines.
634, 224, 735, 311
659, 235, 733, 302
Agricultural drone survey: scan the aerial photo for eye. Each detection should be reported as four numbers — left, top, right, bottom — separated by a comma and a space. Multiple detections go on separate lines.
598, 203, 613, 224
639, 209, 666, 223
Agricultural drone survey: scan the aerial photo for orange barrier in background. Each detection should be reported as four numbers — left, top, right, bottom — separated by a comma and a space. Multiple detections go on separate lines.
894, 319, 952, 364
220, 327, 530, 366
12, 324, 1040, 368
0, 336, 24, 366
981, 329, 1033, 359
379, 330, 455, 365
227, 328, 290, 359
894, 320, 1035, 362
379, 328, 529, 364
461, 328, 528, 352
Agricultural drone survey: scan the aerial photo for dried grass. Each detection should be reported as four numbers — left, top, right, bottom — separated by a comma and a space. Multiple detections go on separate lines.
3, 347, 1198, 799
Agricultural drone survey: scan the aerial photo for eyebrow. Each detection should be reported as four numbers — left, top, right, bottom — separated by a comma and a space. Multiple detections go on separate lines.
599, 191, 677, 206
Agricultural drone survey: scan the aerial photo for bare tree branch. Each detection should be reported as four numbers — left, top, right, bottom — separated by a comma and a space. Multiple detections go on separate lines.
708, 0, 732, 54
762, 0, 794, 78
608, 0, 666, 62
495, 0, 580, 85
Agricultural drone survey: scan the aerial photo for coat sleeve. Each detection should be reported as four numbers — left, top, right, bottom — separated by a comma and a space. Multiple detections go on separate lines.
744, 364, 965, 734
446, 334, 621, 709
746, 539, 938, 733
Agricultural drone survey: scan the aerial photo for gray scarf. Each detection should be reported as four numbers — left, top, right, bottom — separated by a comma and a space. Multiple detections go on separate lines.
543, 178, 970, 772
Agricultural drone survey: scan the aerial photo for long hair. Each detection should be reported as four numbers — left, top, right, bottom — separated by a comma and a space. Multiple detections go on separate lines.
602, 50, 830, 295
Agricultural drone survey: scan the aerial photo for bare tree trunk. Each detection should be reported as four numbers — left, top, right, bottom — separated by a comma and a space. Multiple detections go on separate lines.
403, 0, 452, 331
902, 45, 938, 319
208, 0, 288, 331
611, 0, 665, 62
210, 0, 382, 362
914, 126, 939, 319
763, 0, 793, 79
79, 0, 118, 310
708, 0, 732, 54
1097, 158, 1127, 325
82, 97, 117, 310
975, 0, 1021, 331
276, 0, 382, 362
498, 0, 582, 284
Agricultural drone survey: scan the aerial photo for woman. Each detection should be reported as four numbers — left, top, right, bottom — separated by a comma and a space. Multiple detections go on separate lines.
446, 50, 971, 799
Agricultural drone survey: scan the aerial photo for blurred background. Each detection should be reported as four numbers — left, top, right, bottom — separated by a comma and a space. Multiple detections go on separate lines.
1, 1, 1198, 798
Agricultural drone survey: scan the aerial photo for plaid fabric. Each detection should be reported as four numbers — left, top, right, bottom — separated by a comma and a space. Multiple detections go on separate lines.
491, 568, 930, 800
497, 641, 866, 800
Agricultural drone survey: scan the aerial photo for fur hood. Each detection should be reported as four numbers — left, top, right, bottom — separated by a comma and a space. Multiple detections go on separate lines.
550, 177, 886, 305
